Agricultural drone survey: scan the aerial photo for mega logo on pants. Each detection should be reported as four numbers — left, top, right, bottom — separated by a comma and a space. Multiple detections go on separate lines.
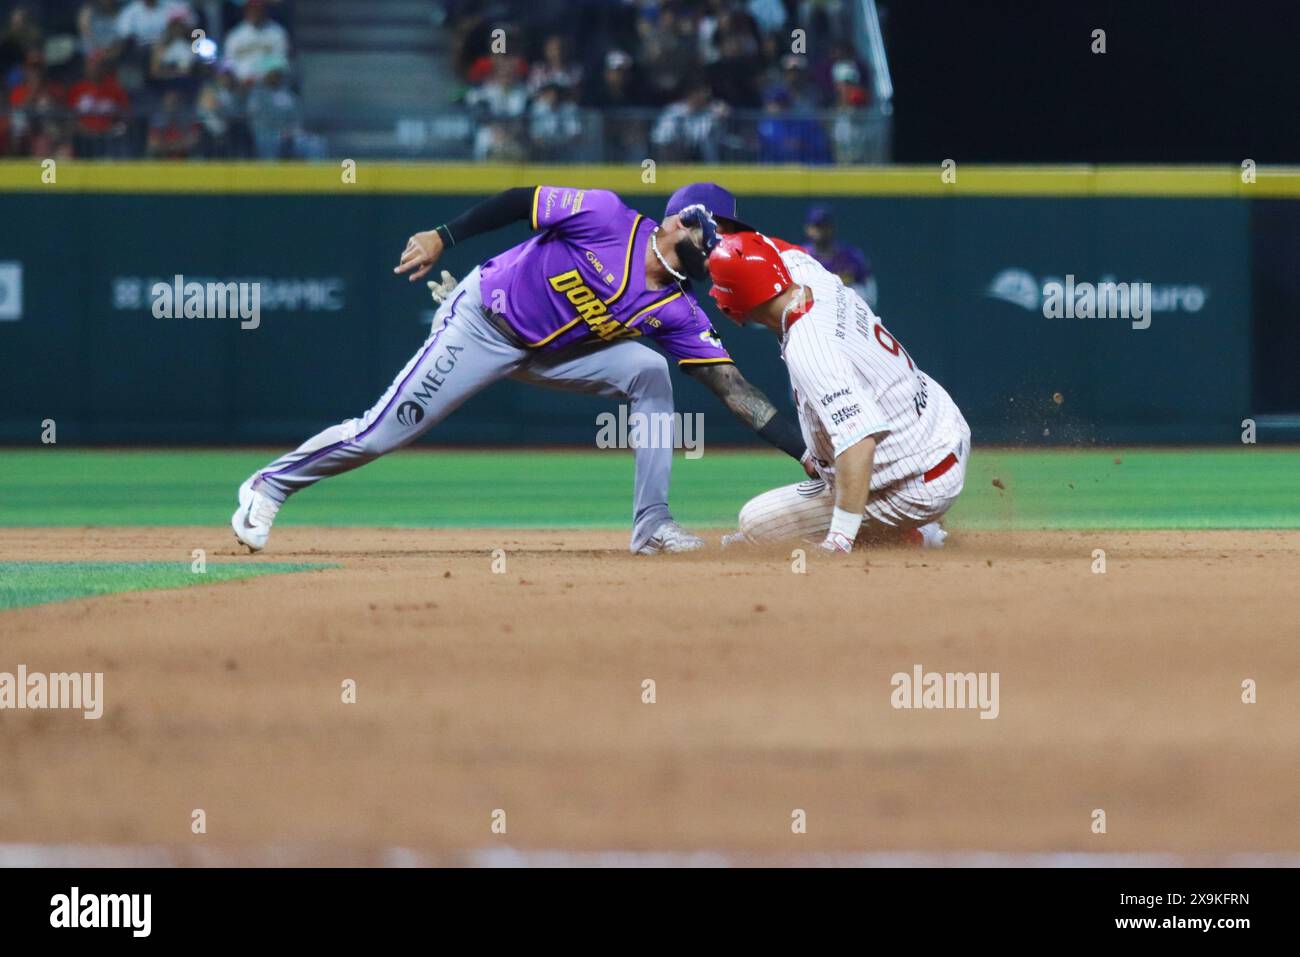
399, 343, 465, 427
395, 401, 424, 427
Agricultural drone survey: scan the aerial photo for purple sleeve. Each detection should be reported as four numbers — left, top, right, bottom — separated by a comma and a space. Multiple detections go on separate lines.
641, 293, 734, 365
531, 186, 626, 241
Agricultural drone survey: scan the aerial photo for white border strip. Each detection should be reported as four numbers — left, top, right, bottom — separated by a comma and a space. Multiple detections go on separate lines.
2, 845, 1297, 868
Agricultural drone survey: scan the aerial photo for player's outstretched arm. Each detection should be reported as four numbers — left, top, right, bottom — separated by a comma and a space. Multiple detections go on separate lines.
394, 186, 536, 282
820, 435, 877, 553
684, 362, 807, 463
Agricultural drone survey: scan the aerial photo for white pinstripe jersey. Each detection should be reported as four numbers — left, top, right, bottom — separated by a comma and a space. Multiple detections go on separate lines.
776, 243, 968, 489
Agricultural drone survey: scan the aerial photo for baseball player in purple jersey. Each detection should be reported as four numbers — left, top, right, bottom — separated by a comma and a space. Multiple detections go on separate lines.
804, 204, 877, 309
230, 182, 809, 554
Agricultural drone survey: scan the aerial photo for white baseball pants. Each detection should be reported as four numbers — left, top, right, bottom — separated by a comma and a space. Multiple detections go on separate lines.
736, 429, 970, 544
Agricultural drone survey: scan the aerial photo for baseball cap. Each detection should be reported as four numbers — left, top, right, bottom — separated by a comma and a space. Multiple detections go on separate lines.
805, 204, 834, 226
663, 182, 754, 232
605, 49, 632, 71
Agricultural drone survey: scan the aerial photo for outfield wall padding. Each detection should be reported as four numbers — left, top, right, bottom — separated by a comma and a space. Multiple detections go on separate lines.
2, 163, 1294, 446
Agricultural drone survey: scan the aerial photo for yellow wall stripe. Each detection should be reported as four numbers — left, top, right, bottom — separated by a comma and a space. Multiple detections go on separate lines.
3, 161, 1300, 197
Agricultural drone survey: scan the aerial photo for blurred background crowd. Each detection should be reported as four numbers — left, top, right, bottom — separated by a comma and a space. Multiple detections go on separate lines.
446, 0, 884, 164
1, 0, 312, 159
1, 0, 891, 163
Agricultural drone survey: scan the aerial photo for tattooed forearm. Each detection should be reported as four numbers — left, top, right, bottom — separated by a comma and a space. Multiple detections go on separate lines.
686, 363, 777, 430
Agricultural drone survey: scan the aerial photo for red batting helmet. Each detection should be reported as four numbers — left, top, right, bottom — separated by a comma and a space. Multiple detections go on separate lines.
707, 231, 793, 320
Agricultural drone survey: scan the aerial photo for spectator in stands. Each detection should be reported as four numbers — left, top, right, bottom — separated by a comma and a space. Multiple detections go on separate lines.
528, 80, 581, 162
465, 50, 530, 162
246, 54, 301, 158
8, 50, 63, 111
147, 86, 198, 157
704, 7, 764, 109
756, 84, 830, 164
803, 204, 876, 307
0, 6, 43, 83
195, 60, 252, 156
813, 37, 868, 105
527, 34, 581, 97
67, 51, 132, 157
116, 0, 193, 51
7, 51, 70, 157
79, 0, 123, 62
637, 3, 698, 106
148, 10, 198, 94
115, 0, 191, 96
454, 10, 526, 86
584, 49, 649, 163
779, 54, 822, 110
465, 52, 527, 118
651, 80, 727, 163
586, 49, 645, 110
831, 59, 869, 108
696, 0, 727, 67
224, 0, 290, 84
828, 58, 872, 163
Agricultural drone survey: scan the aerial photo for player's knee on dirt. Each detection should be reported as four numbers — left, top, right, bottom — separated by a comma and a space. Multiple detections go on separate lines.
738, 489, 791, 543
738, 482, 834, 544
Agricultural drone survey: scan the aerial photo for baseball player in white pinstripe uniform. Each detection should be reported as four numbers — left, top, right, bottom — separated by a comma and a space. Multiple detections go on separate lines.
707, 231, 970, 553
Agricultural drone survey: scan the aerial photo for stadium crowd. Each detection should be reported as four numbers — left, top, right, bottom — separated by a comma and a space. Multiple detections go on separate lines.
2, 0, 881, 163
446, 0, 878, 163
1, 0, 318, 159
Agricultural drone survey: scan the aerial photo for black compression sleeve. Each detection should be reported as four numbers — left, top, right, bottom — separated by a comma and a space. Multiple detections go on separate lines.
757, 413, 807, 461
439, 187, 536, 246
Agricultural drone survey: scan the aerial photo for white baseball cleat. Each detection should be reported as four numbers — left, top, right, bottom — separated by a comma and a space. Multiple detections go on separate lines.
231, 477, 281, 552
635, 521, 706, 555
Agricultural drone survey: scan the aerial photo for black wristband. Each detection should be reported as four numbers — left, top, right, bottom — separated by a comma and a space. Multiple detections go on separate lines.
757, 414, 806, 461
435, 224, 454, 247
443, 186, 535, 246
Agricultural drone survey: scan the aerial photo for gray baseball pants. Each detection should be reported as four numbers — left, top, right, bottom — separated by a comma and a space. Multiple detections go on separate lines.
250, 267, 676, 551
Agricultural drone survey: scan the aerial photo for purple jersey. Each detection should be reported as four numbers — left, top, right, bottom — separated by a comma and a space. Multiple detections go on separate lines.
477, 186, 733, 366
804, 241, 871, 287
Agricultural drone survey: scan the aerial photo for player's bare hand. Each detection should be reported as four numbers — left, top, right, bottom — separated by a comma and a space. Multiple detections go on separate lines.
394, 230, 444, 282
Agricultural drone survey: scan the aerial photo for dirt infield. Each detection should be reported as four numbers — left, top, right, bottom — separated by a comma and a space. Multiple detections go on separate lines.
2, 526, 1298, 863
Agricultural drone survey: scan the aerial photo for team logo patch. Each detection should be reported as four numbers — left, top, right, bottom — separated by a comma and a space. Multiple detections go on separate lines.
396, 401, 424, 427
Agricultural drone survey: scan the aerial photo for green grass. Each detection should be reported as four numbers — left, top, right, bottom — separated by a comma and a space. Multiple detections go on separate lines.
0, 447, 1296, 531
0, 561, 336, 610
